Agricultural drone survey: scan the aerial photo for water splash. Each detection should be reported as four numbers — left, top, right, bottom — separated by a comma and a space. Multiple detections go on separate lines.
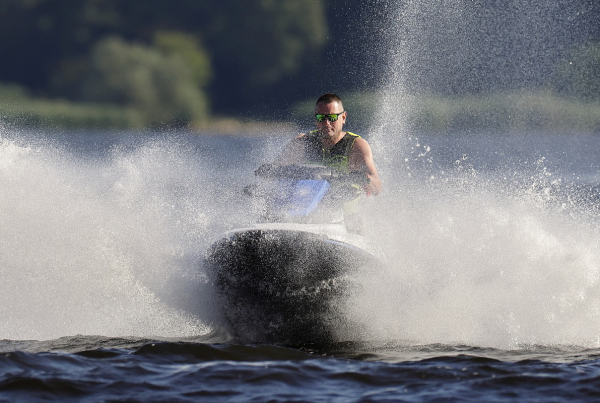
2, 2, 599, 350
347, 0, 600, 349
0, 130, 258, 340
342, 171, 600, 349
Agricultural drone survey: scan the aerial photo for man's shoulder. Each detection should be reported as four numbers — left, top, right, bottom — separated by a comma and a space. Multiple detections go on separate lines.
350, 137, 372, 154
345, 132, 366, 146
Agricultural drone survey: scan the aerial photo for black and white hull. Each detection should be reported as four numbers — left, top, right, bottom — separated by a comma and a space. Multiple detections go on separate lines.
204, 222, 381, 344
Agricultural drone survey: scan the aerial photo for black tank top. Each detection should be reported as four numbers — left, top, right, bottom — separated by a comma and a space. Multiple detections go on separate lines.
299, 131, 361, 172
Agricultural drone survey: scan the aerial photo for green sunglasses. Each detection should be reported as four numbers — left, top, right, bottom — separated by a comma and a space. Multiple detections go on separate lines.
315, 111, 345, 122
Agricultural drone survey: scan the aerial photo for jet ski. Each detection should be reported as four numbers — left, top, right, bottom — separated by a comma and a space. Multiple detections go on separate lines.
204, 164, 383, 344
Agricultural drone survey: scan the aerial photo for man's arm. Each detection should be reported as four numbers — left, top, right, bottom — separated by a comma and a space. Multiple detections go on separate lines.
349, 138, 382, 196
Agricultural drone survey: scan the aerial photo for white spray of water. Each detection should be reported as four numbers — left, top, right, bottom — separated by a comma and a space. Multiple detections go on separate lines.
3, 2, 597, 349
340, 0, 600, 349
345, 173, 600, 349
0, 130, 256, 340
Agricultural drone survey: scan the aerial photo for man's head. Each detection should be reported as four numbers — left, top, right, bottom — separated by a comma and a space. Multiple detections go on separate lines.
316, 93, 343, 107
315, 93, 346, 140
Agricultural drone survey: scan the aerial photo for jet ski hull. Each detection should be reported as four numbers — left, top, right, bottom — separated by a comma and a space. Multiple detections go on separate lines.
204, 227, 380, 344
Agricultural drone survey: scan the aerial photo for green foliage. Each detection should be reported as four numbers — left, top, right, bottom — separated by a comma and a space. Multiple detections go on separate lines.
153, 31, 212, 88
6, 0, 600, 129
0, 0, 330, 118
0, 82, 30, 101
0, 81, 143, 129
0, 97, 144, 129
406, 92, 600, 133
63, 36, 210, 127
204, 0, 327, 89
552, 42, 600, 101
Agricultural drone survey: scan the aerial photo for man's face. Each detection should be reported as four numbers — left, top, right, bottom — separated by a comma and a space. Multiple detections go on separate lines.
315, 101, 346, 139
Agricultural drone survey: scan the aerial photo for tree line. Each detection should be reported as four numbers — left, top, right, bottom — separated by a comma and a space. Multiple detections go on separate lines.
0, 0, 376, 127
0, 0, 599, 129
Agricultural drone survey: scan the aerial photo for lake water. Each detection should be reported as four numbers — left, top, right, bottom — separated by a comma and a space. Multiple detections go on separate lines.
1, 128, 600, 402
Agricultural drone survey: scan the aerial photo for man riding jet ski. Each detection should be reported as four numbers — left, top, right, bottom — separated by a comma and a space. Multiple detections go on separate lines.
278, 93, 381, 229
204, 93, 382, 344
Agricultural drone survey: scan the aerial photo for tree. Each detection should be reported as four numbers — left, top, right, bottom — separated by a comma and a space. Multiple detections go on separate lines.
74, 36, 209, 126
197, 0, 328, 111
0, 0, 329, 115
153, 31, 212, 90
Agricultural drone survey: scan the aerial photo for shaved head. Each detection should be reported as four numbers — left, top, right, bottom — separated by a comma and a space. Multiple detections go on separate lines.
316, 93, 343, 107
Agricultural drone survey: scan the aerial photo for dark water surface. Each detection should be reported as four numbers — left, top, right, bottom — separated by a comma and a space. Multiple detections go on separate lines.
1, 130, 600, 401
3, 337, 600, 402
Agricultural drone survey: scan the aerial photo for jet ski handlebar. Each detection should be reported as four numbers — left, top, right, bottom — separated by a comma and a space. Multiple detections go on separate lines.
254, 163, 368, 185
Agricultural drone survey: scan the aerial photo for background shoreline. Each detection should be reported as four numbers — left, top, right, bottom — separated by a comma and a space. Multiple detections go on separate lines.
2, 90, 600, 134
